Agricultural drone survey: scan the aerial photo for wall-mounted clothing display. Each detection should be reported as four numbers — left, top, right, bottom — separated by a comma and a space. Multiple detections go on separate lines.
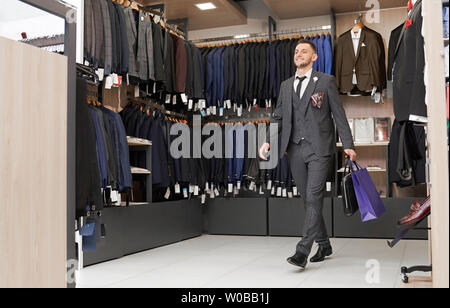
199, 34, 333, 112
392, 0, 426, 121
84, 0, 204, 99
335, 26, 386, 95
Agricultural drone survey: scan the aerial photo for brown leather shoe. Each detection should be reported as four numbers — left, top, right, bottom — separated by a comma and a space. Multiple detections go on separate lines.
398, 196, 431, 226
398, 199, 421, 225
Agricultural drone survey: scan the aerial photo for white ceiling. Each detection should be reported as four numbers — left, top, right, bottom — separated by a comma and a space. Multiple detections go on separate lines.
0, 0, 49, 23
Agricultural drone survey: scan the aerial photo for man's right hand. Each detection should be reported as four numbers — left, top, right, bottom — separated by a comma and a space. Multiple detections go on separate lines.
259, 143, 270, 161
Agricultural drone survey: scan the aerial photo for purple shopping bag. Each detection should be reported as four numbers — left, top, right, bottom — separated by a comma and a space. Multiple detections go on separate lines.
350, 161, 386, 222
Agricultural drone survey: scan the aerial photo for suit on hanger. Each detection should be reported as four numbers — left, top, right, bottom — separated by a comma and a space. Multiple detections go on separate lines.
269, 70, 354, 256
172, 33, 187, 93
123, 6, 139, 77
153, 23, 165, 82
393, 0, 426, 121
388, 24, 404, 81
164, 31, 175, 93
115, 3, 129, 74
335, 27, 383, 93
324, 34, 333, 75
91, 0, 105, 68
99, 0, 112, 75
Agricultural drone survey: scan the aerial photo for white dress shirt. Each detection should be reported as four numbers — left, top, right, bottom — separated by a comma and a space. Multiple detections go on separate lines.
293, 68, 313, 99
351, 28, 362, 85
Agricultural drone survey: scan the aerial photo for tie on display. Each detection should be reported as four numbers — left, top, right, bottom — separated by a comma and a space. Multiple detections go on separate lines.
296, 76, 307, 98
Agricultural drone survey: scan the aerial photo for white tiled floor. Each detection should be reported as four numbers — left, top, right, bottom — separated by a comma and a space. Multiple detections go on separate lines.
77, 235, 430, 288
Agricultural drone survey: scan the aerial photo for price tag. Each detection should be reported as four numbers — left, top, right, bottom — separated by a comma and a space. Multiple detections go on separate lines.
110, 190, 119, 202
205, 182, 210, 192
164, 187, 171, 199
96, 68, 104, 81
228, 183, 233, 193
234, 187, 239, 195
288, 192, 293, 198
153, 82, 157, 93
206, 108, 211, 116
175, 183, 181, 194
214, 188, 220, 196
226, 100, 231, 109
126, 74, 130, 85
267, 180, 272, 190
259, 186, 264, 195
212, 106, 217, 115
268, 99, 272, 108
189, 185, 194, 193
237, 181, 241, 190
237, 106, 242, 117
233, 103, 237, 112
277, 187, 282, 197
282, 188, 287, 198
194, 103, 199, 111
188, 100, 193, 110
135, 86, 140, 98
219, 107, 224, 116
201, 194, 206, 204
199, 100, 206, 109
210, 189, 215, 199
183, 188, 188, 198
253, 98, 257, 105
194, 186, 199, 196
165, 94, 171, 104
105, 76, 113, 89
172, 95, 177, 105
326, 182, 332, 192
249, 181, 255, 191
181, 93, 188, 103
293, 187, 298, 196
271, 187, 275, 195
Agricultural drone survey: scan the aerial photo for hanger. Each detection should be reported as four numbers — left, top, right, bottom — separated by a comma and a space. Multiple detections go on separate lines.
352, 13, 364, 33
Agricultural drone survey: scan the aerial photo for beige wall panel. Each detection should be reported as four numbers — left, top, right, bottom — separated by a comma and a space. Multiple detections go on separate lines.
0, 36, 67, 288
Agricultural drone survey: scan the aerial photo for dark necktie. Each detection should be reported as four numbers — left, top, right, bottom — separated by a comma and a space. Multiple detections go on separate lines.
296, 76, 307, 98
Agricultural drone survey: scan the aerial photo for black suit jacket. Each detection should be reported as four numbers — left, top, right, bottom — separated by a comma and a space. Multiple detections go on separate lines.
269, 71, 354, 158
393, 0, 426, 121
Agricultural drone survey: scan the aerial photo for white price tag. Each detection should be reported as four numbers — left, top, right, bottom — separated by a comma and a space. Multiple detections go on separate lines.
205, 182, 210, 192
175, 183, 181, 194
237, 106, 242, 117
201, 194, 206, 204
112, 74, 119, 85
233, 103, 237, 112
268, 99, 272, 108
326, 182, 332, 192
153, 82, 157, 93
259, 186, 264, 195
277, 187, 282, 197
226, 100, 231, 109
288, 192, 293, 198
181, 93, 188, 103
282, 188, 287, 198
96, 68, 104, 81
165, 95, 171, 104
110, 190, 119, 202
189, 185, 194, 193
164, 187, 171, 199
194, 186, 199, 196
172, 95, 177, 105
105, 76, 113, 89
237, 181, 241, 190
188, 100, 193, 110
249, 181, 255, 191
267, 180, 272, 190
253, 98, 257, 105
183, 188, 188, 198
212, 106, 217, 115
214, 188, 220, 196
293, 187, 298, 196
210, 189, 215, 199
135, 86, 140, 98
271, 187, 275, 195
194, 103, 198, 111
206, 108, 211, 116
219, 108, 224, 116
234, 187, 239, 195
228, 183, 233, 193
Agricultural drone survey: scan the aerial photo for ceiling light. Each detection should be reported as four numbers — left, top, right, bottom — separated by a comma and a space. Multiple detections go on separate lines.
195, 2, 217, 10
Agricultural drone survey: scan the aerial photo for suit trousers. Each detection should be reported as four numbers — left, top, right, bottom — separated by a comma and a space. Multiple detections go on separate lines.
287, 141, 331, 256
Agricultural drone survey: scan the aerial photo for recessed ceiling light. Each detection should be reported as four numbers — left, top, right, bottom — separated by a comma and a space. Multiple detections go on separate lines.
195, 2, 217, 10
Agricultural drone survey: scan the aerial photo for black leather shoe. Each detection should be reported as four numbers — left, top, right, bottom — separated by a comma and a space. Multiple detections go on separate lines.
287, 252, 308, 268
310, 246, 333, 263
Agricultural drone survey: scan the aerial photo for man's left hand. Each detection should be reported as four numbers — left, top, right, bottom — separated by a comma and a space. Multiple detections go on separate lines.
344, 149, 357, 161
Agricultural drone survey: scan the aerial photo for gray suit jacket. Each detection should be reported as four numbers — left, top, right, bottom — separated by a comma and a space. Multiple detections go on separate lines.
124, 7, 139, 78
269, 70, 354, 158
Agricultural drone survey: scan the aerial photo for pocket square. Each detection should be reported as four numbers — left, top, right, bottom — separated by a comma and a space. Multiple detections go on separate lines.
311, 92, 325, 109
362, 43, 366, 47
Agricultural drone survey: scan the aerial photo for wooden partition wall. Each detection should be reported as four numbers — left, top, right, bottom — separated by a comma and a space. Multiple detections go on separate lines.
0, 36, 68, 288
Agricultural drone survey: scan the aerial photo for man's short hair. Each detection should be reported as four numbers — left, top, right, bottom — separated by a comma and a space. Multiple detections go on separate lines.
296, 39, 317, 54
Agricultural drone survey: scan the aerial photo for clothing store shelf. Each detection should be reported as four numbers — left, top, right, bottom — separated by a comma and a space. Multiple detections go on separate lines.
337, 141, 389, 147
127, 137, 152, 147
131, 166, 151, 175
337, 167, 386, 173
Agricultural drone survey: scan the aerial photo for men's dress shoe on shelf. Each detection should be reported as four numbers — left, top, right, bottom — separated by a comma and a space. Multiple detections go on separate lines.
310, 246, 333, 263
287, 252, 308, 268
398, 196, 431, 226
397, 199, 421, 225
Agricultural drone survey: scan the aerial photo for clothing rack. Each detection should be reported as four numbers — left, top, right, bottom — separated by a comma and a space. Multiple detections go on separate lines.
128, 97, 188, 120
192, 25, 332, 45
20, 34, 64, 48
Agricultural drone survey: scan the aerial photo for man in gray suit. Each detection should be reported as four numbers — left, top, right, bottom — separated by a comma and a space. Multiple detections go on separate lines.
259, 40, 356, 269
